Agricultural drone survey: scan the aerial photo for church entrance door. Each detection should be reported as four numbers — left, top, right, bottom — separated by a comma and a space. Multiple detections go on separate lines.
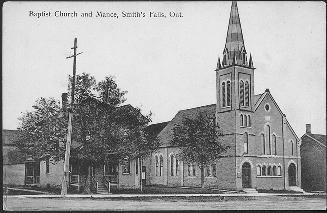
242, 162, 251, 188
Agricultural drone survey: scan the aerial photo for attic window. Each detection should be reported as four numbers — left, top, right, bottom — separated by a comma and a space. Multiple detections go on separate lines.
264, 104, 270, 112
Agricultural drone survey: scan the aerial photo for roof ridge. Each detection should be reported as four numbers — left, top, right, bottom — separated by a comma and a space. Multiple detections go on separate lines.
178, 103, 216, 113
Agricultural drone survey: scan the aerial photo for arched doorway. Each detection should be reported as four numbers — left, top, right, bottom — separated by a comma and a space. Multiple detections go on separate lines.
288, 163, 296, 186
242, 162, 251, 188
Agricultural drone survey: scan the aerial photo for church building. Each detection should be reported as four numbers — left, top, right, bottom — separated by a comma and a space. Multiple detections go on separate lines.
144, 1, 301, 191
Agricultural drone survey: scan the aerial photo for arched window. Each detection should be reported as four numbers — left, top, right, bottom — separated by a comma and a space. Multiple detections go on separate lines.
159, 155, 163, 176
277, 166, 282, 176
212, 164, 216, 177
273, 165, 277, 176
176, 158, 179, 176
257, 165, 261, 176
188, 164, 191, 176
170, 155, 174, 176
291, 140, 294, 156
262, 134, 266, 155
240, 80, 244, 106
262, 165, 266, 176
155, 155, 159, 176
247, 115, 251, 127
266, 125, 271, 155
227, 81, 231, 107
244, 115, 248, 126
222, 82, 226, 107
245, 81, 249, 106
273, 135, 277, 155
244, 132, 248, 154
267, 166, 272, 176
240, 114, 243, 126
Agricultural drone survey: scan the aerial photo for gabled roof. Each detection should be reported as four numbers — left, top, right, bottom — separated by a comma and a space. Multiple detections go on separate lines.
254, 90, 299, 142
253, 93, 263, 107
156, 104, 216, 147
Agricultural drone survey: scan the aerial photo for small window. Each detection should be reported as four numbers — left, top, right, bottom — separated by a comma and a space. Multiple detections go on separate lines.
273, 166, 277, 176
267, 166, 272, 176
262, 165, 266, 176
188, 164, 191, 176
265, 104, 270, 112
46, 158, 50, 174
212, 164, 216, 177
244, 115, 247, 127
257, 165, 261, 176
247, 115, 251, 127
159, 155, 163, 176
277, 166, 281, 176
206, 165, 211, 177
122, 157, 130, 174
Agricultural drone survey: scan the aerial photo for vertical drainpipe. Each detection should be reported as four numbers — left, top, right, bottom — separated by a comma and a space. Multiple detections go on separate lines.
282, 115, 286, 190
166, 148, 169, 186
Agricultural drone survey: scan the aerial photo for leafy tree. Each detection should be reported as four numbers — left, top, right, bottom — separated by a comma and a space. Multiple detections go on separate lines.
16, 73, 154, 193
171, 112, 229, 188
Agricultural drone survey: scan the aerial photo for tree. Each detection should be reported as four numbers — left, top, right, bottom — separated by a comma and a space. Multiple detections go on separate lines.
171, 112, 229, 188
16, 73, 155, 193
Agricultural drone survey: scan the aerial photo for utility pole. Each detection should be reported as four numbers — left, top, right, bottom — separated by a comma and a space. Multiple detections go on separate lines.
61, 38, 83, 196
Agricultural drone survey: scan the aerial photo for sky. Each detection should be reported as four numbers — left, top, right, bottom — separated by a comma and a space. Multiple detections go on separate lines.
3, 1, 326, 136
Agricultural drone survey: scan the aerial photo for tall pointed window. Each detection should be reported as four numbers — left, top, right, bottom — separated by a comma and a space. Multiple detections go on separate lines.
222, 82, 226, 107
291, 140, 294, 156
159, 155, 163, 176
245, 81, 249, 106
227, 81, 231, 107
240, 80, 244, 106
266, 125, 271, 155
261, 134, 265, 155
155, 156, 159, 176
247, 115, 251, 127
273, 135, 277, 155
176, 159, 179, 176
170, 155, 174, 176
244, 132, 248, 154
240, 114, 243, 126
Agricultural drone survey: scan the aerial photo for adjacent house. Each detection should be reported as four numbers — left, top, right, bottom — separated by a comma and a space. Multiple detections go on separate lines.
301, 124, 326, 192
3, 129, 25, 186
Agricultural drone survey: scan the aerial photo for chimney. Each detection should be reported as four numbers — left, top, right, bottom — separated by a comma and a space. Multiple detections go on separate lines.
61, 93, 68, 111
306, 124, 311, 134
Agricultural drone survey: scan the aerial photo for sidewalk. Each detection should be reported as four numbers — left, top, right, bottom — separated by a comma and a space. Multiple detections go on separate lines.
6, 192, 325, 199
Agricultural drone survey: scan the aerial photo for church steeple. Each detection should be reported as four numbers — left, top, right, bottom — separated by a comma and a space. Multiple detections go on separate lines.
219, 1, 253, 68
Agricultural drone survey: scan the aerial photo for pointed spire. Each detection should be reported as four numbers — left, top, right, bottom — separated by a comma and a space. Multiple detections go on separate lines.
249, 53, 253, 68
223, 1, 247, 66
217, 57, 221, 70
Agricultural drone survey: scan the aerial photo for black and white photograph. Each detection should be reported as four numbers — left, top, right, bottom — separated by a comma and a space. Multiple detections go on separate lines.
2, 1, 326, 211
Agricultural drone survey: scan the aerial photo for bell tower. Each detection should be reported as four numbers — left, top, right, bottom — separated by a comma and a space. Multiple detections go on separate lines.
215, 1, 255, 115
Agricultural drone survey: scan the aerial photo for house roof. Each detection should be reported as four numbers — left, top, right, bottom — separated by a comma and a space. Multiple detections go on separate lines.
145, 122, 169, 140
2, 129, 20, 146
302, 133, 326, 147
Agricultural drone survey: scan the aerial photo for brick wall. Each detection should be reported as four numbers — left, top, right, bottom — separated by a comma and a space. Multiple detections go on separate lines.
301, 136, 326, 191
